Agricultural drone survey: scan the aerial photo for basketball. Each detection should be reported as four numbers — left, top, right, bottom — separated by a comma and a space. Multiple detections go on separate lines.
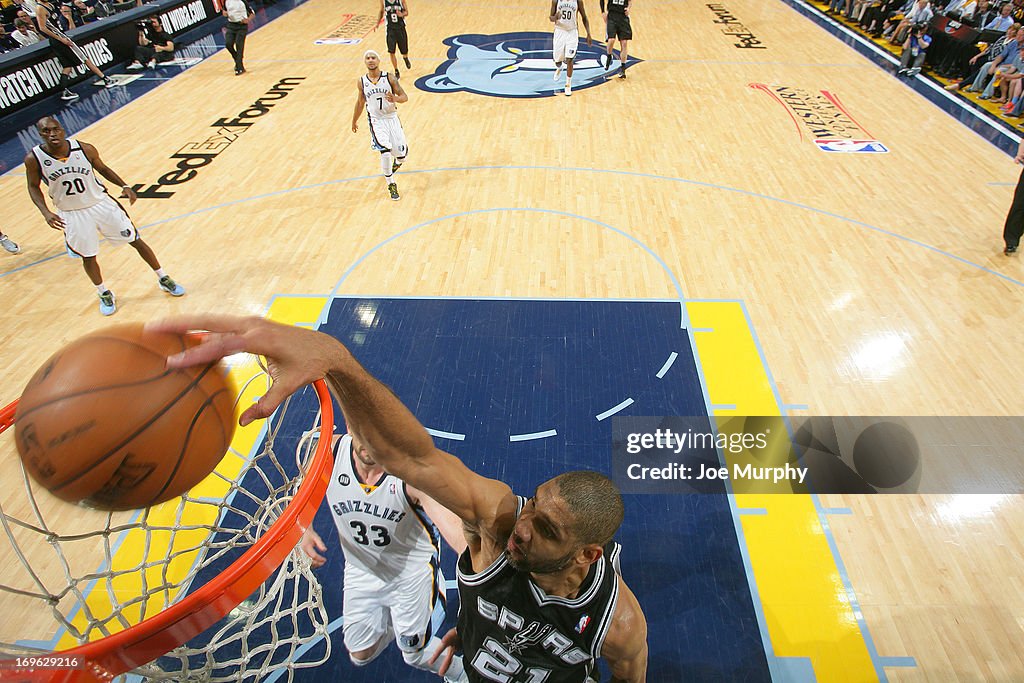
13, 323, 237, 511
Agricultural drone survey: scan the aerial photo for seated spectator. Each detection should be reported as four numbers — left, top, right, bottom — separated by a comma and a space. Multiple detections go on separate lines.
57, 2, 75, 29
889, 0, 933, 43
979, 47, 1024, 98
71, 0, 97, 23
0, 23, 20, 52
946, 22, 1019, 89
15, 8, 39, 31
126, 14, 173, 69
899, 23, 933, 75
982, 2, 1014, 31
964, 21, 1020, 91
861, 0, 904, 36
11, 16, 41, 45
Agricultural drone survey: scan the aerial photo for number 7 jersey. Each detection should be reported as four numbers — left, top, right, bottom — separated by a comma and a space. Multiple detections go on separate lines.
325, 434, 439, 581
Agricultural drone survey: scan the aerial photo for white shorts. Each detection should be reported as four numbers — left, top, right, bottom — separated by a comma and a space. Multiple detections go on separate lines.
553, 27, 579, 62
62, 196, 138, 258
367, 115, 408, 158
342, 561, 444, 654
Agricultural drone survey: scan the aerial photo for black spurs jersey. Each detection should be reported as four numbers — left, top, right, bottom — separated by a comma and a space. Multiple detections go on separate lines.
384, 0, 405, 27
457, 497, 622, 683
601, 0, 629, 14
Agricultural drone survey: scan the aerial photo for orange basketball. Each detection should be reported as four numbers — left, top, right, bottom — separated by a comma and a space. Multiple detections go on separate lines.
13, 323, 237, 510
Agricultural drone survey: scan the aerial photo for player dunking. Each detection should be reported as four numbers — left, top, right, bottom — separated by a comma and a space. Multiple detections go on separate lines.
601, 0, 631, 79
300, 431, 468, 682
156, 314, 650, 683
550, 0, 592, 96
352, 50, 408, 201
25, 117, 185, 316
28, 0, 116, 101
378, 0, 412, 79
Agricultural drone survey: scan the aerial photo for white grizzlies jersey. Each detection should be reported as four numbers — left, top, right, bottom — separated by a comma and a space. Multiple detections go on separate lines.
32, 139, 109, 211
554, 0, 579, 31
325, 435, 438, 582
362, 73, 398, 120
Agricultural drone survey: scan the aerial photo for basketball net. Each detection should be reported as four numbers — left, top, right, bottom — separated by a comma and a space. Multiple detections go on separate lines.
0, 370, 336, 682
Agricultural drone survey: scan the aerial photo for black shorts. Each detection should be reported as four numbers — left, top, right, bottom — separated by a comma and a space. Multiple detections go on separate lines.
606, 13, 632, 40
386, 25, 408, 54
50, 38, 84, 68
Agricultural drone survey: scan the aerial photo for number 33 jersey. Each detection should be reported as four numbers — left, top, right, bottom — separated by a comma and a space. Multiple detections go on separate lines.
325, 434, 439, 581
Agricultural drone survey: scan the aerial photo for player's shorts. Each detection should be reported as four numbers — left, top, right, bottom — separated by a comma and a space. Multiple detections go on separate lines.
607, 13, 632, 40
552, 27, 579, 62
62, 196, 138, 258
367, 114, 408, 159
50, 37, 88, 69
386, 25, 408, 54
342, 562, 445, 654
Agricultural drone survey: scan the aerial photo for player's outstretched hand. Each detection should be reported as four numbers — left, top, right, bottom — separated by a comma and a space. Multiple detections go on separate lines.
352, 121, 359, 133
121, 185, 138, 204
300, 528, 328, 567
148, 314, 346, 426
43, 210, 66, 230
587, 34, 593, 46
429, 628, 462, 678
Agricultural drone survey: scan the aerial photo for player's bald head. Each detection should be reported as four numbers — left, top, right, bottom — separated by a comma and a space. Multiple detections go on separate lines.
36, 116, 62, 131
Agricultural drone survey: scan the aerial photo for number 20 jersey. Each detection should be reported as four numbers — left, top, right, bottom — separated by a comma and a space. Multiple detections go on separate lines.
32, 139, 109, 211
325, 434, 438, 582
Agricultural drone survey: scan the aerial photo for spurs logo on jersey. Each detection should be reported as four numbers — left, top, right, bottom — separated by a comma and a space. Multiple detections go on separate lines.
32, 139, 109, 211
554, 0, 579, 31
362, 72, 398, 119
325, 434, 438, 582
457, 497, 621, 683
384, 0, 405, 26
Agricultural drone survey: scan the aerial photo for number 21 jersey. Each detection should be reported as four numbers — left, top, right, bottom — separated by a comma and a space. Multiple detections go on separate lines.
325, 434, 438, 581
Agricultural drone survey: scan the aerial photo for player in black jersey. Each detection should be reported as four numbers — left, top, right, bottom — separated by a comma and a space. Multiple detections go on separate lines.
29, 0, 115, 100
156, 316, 650, 683
601, 0, 631, 79
378, 0, 412, 79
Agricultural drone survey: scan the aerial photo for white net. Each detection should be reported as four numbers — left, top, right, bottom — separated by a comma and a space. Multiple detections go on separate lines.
0, 374, 333, 682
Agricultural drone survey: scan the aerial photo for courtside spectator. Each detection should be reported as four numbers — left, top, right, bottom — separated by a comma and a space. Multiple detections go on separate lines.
11, 16, 40, 45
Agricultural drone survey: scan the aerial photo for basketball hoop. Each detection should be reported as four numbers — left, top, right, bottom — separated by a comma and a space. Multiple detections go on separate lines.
0, 378, 336, 682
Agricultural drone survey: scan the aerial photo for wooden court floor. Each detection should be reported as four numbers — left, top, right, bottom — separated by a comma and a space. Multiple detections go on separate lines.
1, 0, 1023, 679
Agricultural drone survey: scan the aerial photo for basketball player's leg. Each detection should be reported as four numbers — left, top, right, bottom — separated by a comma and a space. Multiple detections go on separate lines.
98, 199, 186, 295
371, 119, 401, 199
389, 566, 467, 681
387, 30, 400, 76
63, 209, 116, 313
618, 19, 632, 78
343, 567, 393, 666
553, 29, 565, 79
398, 27, 410, 69
564, 34, 578, 95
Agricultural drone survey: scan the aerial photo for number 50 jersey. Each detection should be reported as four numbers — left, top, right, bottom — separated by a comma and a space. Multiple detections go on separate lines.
325, 434, 439, 581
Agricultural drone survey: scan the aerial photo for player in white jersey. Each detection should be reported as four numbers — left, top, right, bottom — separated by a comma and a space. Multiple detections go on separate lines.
549, 0, 592, 96
25, 117, 185, 316
352, 49, 409, 201
300, 431, 468, 681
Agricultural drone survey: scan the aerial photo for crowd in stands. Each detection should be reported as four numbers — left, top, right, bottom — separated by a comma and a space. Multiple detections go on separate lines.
0, 0, 142, 55
817, 0, 1024, 124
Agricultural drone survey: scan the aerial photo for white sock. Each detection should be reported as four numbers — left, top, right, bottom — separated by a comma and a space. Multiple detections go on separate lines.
155, 268, 166, 279
381, 152, 393, 185
96, 283, 108, 294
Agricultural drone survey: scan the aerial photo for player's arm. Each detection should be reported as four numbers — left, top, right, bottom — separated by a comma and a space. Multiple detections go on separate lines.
154, 315, 518, 536
24, 152, 64, 229
401, 0, 408, 17
407, 484, 469, 556
387, 73, 408, 103
377, 0, 385, 24
352, 78, 366, 132
549, 0, 557, 22
579, 0, 592, 42
601, 577, 649, 683
81, 142, 136, 204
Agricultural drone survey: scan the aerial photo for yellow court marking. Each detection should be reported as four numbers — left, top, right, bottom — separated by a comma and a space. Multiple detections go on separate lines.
56, 296, 329, 649
688, 301, 876, 682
